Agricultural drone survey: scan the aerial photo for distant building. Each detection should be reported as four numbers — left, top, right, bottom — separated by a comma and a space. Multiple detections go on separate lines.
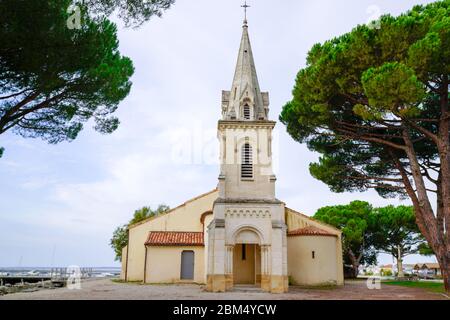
364, 263, 438, 277
414, 263, 442, 278
398, 264, 415, 275
379, 264, 393, 276
362, 264, 393, 276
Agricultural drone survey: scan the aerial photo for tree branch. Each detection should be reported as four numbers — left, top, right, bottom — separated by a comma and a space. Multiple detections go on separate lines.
0, 89, 31, 100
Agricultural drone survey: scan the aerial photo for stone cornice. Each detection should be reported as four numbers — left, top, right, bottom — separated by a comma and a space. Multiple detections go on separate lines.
218, 120, 276, 130
214, 198, 283, 205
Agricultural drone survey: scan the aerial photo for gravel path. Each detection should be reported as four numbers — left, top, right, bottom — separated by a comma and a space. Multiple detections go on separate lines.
1, 278, 447, 300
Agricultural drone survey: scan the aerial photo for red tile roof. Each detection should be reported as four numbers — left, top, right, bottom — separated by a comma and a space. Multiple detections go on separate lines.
422, 263, 440, 269
145, 231, 204, 246
287, 226, 336, 237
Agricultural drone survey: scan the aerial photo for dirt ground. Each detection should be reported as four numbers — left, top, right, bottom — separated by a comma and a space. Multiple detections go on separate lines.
1, 278, 448, 300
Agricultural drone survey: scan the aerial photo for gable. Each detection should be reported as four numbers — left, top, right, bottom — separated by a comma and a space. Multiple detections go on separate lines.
285, 207, 341, 236
128, 188, 218, 232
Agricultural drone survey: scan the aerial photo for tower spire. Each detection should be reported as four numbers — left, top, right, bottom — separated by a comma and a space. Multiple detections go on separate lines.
221, 7, 269, 121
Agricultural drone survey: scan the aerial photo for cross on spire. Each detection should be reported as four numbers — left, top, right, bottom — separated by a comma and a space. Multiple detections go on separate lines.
241, 0, 250, 24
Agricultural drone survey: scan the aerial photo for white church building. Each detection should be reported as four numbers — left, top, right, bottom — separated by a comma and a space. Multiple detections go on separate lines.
121, 18, 344, 293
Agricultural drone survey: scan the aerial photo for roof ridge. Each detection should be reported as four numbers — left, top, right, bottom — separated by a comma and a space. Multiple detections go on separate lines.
128, 188, 218, 229
150, 231, 203, 234
145, 231, 205, 247
287, 225, 337, 237
285, 207, 342, 233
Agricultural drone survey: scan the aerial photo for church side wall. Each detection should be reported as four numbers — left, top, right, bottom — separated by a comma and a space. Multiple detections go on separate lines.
120, 245, 127, 280
287, 236, 340, 286
145, 246, 205, 284
203, 214, 214, 283
125, 190, 217, 282
285, 208, 344, 285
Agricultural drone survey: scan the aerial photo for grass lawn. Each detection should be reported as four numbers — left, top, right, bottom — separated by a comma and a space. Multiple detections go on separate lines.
383, 280, 446, 294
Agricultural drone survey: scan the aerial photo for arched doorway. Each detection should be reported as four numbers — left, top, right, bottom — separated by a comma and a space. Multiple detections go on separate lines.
231, 228, 262, 286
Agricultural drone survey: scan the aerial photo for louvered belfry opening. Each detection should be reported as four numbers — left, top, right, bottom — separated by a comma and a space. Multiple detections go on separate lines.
241, 142, 253, 179
243, 104, 251, 120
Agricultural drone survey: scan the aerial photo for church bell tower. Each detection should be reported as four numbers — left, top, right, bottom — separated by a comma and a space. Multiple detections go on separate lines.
206, 10, 288, 293
217, 17, 277, 200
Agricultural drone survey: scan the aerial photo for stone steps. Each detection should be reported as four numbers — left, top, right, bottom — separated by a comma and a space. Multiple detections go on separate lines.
231, 285, 264, 293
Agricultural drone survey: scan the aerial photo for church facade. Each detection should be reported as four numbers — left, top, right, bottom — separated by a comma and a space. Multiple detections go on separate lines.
121, 20, 344, 293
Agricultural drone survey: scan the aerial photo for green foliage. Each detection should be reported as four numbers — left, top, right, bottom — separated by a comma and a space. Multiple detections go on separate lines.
314, 202, 433, 277
380, 269, 393, 277
314, 201, 378, 271
0, 0, 134, 146
360, 62, 424, 119
110, 204, 170, 261
129, 205, 170, 225
279, 0, 450, 199
371, 205, 428, 259
418, 242, 435, 256
84, 0, 175, 28
110, 224, 128, 262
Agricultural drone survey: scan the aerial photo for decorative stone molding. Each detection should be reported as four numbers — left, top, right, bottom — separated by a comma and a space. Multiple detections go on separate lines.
225, 208, 271, 218
218, 120, 276, 130
229, 225, 265, 245
271, 220, 286, 229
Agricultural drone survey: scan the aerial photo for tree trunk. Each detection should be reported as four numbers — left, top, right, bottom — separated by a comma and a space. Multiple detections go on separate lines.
396, 246, 404, 278
437, 76, 450, 292
443, 266, 450, 292
352, 263, 359, 278
399, 129, 449, 293
437, 250, 450, 292
347, 249, 361, 278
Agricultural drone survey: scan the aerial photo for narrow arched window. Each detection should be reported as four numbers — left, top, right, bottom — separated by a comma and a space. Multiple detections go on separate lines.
241, 143, 253, 179
243, 104, 251, 120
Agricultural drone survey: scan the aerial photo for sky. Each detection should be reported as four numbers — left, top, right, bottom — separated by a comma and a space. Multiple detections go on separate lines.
0, 0, 439, 267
